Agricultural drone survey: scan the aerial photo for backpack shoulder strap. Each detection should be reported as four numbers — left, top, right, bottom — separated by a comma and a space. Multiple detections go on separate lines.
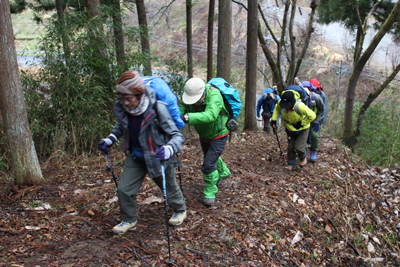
294, 100, 301, 114
310, 92, 316, 107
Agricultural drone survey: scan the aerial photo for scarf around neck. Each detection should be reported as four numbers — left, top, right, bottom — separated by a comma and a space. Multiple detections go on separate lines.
123, 95, 149, 116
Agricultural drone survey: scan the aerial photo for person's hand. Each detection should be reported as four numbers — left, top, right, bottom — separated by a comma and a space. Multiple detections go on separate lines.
156, 145, 174, 161
180, 114, 188, 123
313, 122, 320, 132
257, 113, 260, 119
292, 121, 303, 130
270, 120, 276, 129
98, 135, 117, 154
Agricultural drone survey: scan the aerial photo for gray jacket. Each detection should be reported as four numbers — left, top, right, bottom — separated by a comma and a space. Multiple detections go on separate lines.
310, 91, 325, 125
110, 86, 184, 178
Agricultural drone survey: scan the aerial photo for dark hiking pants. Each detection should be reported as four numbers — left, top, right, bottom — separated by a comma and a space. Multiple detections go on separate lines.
287, 128, 309, 166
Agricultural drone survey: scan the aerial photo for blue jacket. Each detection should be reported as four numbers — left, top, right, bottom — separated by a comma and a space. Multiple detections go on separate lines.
256, 88, 280, 117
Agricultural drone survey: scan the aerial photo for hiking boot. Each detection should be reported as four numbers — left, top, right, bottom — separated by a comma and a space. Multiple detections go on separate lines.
169, 211, 187, 226
285, 165, 296, 171
203, 198, 215, 206
300, 157, 307, 167
216, 174, 230, 186
112, 221, 137, 235
310, 150, 317, 163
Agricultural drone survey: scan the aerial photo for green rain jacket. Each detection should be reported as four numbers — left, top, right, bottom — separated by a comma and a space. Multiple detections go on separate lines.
271, 90, 316, 132
179, 84, 230, 141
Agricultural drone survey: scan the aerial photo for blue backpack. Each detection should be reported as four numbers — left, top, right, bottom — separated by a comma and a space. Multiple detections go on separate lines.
207, 78, 242, 132
142, 76, 185, 130
207, 78, 242, 119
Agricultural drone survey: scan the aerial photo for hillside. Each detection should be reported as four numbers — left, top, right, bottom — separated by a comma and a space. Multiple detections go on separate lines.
1, 130, 399, 266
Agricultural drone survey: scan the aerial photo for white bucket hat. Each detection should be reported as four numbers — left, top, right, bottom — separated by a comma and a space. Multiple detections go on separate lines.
182, 78, 206, 104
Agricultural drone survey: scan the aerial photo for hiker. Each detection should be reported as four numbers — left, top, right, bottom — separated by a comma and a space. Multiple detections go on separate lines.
270, 90, 316, 170
301, 81, 325, 162
179, 78, 231, 206
98, 70, 187, 235
256, 87, 280, 133
309, 78, 328, 125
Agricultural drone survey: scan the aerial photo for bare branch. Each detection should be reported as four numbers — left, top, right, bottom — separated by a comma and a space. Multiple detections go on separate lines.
258, 3, 280, 44
151, 0, 176, 27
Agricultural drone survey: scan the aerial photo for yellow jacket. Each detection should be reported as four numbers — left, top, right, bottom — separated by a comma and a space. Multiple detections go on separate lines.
271, 90, 316, 132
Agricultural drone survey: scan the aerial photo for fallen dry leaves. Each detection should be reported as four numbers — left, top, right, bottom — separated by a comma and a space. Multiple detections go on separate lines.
0, 130, 399, 266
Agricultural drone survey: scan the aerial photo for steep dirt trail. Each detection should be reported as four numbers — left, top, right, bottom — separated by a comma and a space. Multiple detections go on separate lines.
0, 129, 399, 266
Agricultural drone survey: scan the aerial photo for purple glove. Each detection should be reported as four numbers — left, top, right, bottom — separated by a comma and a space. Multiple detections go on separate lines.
98, 135, 117, 154
313, 122, 320, 132
156, 145, 174, 161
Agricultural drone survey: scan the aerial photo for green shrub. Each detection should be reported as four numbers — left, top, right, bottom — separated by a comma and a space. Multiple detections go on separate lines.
20, 8, 148, 159
356, 101, 400, 167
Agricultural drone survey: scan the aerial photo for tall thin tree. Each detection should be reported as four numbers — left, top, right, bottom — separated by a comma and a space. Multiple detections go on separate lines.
244, 0, 258, 130
136, 0, 152, 76
112, 0, 126, 70
342, 0, 400, 144
207, 0, 216, 81
0, 0, 44, 185
55, 0, 71, 64
187, 0, 193, 78
85, 0, 113, 90
217, 0, 232, 82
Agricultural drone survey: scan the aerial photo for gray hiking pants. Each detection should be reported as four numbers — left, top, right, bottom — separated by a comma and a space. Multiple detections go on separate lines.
287, 129, 309, 166
117, 155, 186, 223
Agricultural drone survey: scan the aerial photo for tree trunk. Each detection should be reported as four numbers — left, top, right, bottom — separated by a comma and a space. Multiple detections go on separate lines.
286, 0, 297, 86
217, 0, 232, 82
257, 5, 281, 91
55, 0, 70, 64
207, 0, 215, 81
343, 0, 400, 142
354, 62, 400, 139
186, 0, 193, 78
85, 0, 112, 90
0, 0, 43, 185
136, 0, 152, 76
244, 0, 258, 130
293, 0, 317, 77
112, 0, 126, 70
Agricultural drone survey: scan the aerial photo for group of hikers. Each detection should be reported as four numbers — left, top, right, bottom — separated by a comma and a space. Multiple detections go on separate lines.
257, 77, 327, 168
97, 70, 327, 235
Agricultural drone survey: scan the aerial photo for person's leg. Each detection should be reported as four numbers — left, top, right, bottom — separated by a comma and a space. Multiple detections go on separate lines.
201, 136, 228, 202
114, 156, 147, 234
287, 134, 297, 168
153, 164, 187, 226
310, 128, 320, 151
216, 157, 230, 180
294, 129, 309, 166
307, 127, 312, 148
152, 164, 186, 213
262, 112, 271, 133
310, 127, 320, 162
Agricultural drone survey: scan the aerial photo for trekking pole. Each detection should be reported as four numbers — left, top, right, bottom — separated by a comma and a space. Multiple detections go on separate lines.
105, 153, 119, 188
274, 128, 284, 157
161, 164, 174, 266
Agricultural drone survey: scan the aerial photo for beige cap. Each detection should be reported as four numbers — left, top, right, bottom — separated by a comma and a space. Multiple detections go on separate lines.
182, 78, 206, 104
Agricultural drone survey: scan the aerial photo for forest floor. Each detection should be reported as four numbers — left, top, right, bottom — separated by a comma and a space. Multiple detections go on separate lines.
0, 128, 399, 267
